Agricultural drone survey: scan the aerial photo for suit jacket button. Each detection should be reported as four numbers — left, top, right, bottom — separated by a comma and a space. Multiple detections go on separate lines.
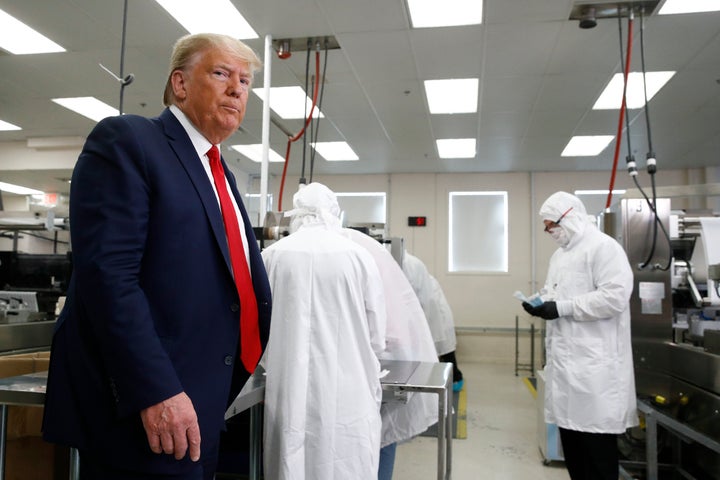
230, 304, 239, 312
224, 355, 233, 366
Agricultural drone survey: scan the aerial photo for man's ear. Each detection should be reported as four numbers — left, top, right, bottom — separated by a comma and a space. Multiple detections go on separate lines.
170, 70, 187, 100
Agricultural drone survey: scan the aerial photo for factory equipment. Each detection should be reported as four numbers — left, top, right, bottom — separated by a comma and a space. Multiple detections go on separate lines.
0, 251, 70, 354
604, 195, 720, 478
252, 211, 291, 250
255, 211, 387, 250
0, 251, 71, 317
0, 290, 40, 323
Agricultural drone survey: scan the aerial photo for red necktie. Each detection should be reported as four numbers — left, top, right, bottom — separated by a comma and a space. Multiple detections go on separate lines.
207, 145, 261, 373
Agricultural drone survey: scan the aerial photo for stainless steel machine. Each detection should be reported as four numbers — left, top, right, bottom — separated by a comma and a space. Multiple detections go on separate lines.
0, 251, 69, 353
605, 194, 720, 479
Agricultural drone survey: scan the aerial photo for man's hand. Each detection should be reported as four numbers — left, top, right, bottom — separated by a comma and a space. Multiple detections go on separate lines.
522, 301, 559, 320
140, 391, 201, 461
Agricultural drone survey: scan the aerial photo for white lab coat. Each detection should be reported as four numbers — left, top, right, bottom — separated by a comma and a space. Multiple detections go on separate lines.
402, 251, 457, 356
342, 229, 439, 447
261, 224, 386, 480
540, 192, 638, 434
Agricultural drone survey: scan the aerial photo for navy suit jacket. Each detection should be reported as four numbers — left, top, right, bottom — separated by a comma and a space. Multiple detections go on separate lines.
42, 109, 272, 474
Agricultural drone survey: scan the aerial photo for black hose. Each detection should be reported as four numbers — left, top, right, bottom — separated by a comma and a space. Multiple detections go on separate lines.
299, 42, 311, 184
119, 0, 129, 114
639, 10, 654, 155
309, 40, 329, 183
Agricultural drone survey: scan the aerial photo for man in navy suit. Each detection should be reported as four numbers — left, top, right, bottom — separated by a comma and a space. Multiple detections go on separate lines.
42, 33, 272, 480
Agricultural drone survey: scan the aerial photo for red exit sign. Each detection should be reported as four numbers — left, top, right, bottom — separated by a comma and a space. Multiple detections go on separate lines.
408, 216, 427, 227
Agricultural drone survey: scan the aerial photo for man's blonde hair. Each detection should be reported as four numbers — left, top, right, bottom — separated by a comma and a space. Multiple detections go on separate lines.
163, 33, 262, 107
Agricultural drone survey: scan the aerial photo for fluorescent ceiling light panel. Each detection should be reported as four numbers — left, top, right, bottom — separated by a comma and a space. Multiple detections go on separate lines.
0, 8, 65, 54
311, 142, 359, 161
0, 120, 21, 131
659, 0, 720, 14
407, 0, 483, 28
0, 181, 43, 195
231, 144, 285, 163
424, 79, 478, 114
561, 136, 615, 157
436, 138, 476, 158
252, 87, 324, 120
155, 0, 258, 38
593, 72, 675, 110
52, 97, 119, 122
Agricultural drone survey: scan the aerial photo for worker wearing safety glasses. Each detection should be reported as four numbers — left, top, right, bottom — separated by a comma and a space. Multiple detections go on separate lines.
523, 191, 638, 480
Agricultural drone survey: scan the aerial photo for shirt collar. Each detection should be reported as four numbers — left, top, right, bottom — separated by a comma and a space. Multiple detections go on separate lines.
169, 105, 216, 158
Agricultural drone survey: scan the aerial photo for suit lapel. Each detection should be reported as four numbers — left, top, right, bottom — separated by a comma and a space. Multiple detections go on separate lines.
158, 109, 234, 274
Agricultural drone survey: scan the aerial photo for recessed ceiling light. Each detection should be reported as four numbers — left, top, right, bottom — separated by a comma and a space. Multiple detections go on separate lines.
311, 142, 358, 161
0, 120, 21, 131
593, 72, 675, 110
436, 138, 476, 158
0, 8, 65, 54
424, 79, 479, 114
407, 0, 483, 28
659, 0, 720, 14
561, 136, 615, 156
52, 97, 119, 122
230, 144, 285, 163
0, 181, 43, 195
155, 0, 258, 38
252, 87, 325, 120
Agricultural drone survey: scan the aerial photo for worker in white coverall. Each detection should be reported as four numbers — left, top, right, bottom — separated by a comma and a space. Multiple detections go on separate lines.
402, 251, 464, 391
342, 228, 438, 480
522, 191, 638, 480
261, 182, 386, 480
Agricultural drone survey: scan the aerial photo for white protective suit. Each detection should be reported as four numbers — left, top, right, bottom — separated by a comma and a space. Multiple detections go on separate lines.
539, 192, 638, 433
342, 228, 438, 447
402, 251, 457, 356
261, 183, 386, 480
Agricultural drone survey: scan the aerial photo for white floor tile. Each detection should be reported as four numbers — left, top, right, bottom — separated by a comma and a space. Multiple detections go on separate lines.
392, 362, 570, 480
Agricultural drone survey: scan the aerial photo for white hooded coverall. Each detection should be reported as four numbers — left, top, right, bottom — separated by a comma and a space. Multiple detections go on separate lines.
401, 251, 457, 356
342, 228, 439, 448
261, 183, 386, 480
540, 192, 638, 434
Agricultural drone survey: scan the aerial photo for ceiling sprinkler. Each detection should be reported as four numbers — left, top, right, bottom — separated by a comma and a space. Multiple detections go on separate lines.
579, 7, 597, 29
277, 39, 292, 60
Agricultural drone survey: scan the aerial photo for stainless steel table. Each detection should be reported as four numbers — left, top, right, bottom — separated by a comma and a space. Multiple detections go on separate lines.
0, 371, 79, 480
637, 399, 720, 480
385, 360, 454, 480
226, 360, 454, 480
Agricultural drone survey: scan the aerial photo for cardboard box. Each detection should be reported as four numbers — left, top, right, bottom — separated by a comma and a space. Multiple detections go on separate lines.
0, 352, 49, 439
0, 351, 61, 480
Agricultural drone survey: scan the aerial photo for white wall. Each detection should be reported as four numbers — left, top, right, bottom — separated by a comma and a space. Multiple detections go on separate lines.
275, 168, 708, 365
3, 150, 716, 364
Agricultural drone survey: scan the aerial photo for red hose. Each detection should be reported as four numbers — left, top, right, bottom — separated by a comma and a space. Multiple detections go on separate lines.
278, 50, 321, 211
606, 15, 634, 210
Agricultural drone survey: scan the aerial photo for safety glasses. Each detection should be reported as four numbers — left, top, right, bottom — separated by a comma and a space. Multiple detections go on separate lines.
544, 207, 573, 233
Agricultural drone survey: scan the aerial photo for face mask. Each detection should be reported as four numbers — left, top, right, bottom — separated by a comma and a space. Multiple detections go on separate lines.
549, 227, 570, 247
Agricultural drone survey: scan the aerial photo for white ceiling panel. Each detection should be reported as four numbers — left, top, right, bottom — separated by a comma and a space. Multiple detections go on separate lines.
0, 0, 718, 195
